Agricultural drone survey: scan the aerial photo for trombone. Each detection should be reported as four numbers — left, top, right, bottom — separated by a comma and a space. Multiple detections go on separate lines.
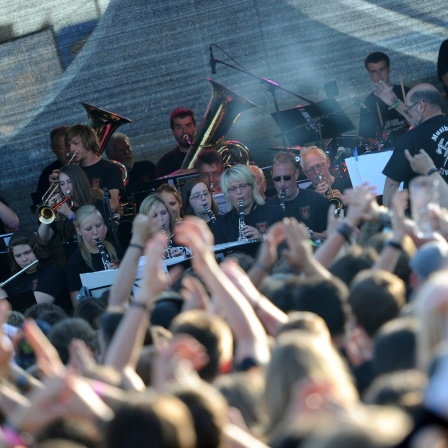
36, 194, 73, 225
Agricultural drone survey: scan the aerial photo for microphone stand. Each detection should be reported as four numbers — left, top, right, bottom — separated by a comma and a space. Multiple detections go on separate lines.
103, 187, 120, 247
211, 44, 321, 151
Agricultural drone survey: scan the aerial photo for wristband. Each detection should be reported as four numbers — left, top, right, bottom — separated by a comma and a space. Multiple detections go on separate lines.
426, 167, 439, 177
128, 242, 144, 252
68, 212, 75, 223
388, 99, 401, 110
336, 222, 354, 243
386, 240, 403, 251
129, 300, 148, 310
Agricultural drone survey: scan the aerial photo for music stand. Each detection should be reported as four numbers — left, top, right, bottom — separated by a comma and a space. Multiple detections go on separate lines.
271, 98, 355, 147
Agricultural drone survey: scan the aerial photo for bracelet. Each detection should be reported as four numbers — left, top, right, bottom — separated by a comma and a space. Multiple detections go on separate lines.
336, 222, 354, 243
68, 212, 75, 223
426, 167, 439, 177
2, 424, 33, 447
388, 99, 401, 110
386, 240, 403, 251
129, 300, 148, 310
128, 242, 144, 252
254, 261, 270, 273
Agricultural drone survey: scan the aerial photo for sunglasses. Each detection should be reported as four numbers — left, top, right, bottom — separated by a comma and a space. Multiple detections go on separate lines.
272, 175, 294, 182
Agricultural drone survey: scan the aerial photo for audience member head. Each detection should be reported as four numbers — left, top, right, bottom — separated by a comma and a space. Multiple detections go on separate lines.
277, 311, 332, 342
349, 270, 406, 339
181, 178, 219, 221
156, 183, 183, 222
24, 303, 66, 320
169, 310, 233, 382
73, 298, 107, 330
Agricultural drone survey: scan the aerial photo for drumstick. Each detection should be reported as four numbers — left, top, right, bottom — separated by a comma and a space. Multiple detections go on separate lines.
376, 102, 384, 127
400, 75, 406, 100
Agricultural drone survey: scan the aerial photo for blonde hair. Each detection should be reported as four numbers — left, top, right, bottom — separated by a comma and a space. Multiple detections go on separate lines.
74, 205, 118, 270
139, 193, 176, 236
299, 146, 327, 170
220, 164, 265, 210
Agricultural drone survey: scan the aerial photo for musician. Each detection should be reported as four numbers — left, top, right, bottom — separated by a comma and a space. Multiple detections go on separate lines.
211, 165, 285, 245
195, 148, 225, 194
359, 52, 409, 145
105, 132, 156, 195
268, 151, 329, 240
383, 83, 448, 207
156, 183, 183, 223
139, 194, 189, 258
181, 179, 220, 224
66, 205, 125, 305
0, 230, 71, 313
37, 164, 106, 261
155, 107, 196, 178
35, 125, 70, 200
300, 146, 352, 198
65, 124, 125, 213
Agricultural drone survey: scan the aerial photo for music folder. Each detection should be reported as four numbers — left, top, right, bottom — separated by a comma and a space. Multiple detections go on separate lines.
271, 98, 355, 146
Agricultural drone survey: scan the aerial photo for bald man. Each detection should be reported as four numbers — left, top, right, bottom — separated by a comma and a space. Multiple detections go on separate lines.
382, 83, 448, 207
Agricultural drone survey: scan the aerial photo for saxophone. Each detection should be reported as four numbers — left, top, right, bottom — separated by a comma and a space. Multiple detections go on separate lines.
161, 225, 173, 259
204, 205, 216, 223
94, 239, 111, 270
279, 189, 286, 211
238, 198, 248, 241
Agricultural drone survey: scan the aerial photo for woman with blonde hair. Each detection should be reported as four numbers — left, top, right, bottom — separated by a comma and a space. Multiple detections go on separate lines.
156, 183, 183, 223
66, 205, 125, 304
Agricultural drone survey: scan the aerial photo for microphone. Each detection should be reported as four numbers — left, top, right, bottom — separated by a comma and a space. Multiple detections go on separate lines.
350, 94, 370, 112
210, 45, 216, 74
334, 146, 352, 161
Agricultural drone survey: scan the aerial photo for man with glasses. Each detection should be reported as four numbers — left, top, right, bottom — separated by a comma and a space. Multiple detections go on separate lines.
195, 148, 225, 194
359, 52, 409, 146
267, 152, 330, 240
211, 165, 285, 244
383, 83, 448, 207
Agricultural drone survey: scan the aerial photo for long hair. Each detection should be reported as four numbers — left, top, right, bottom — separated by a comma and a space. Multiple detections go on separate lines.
8, 230, 51, 274
65, 124, 100, 155
181, 179, 219, 218
156, 183, 184, 219
220, 164, 265, 210
139, 194, 176, 236
74, 205, 118, 270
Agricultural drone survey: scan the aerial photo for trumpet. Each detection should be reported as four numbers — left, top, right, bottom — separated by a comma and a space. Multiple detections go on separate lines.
318, 175, 343, 214
36, 194, 73, 224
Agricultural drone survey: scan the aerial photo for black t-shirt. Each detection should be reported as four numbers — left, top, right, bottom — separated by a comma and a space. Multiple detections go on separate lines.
383, 114, 448, 189
82, 159, 125, 196
66, 244, 126, 293
126, 160, 156, 194
155, 147, 187, 178
3, 264, 71, 313
359, 85, 410, 140
267, 188, 330, 232
306, 173, 353, 195
211, 203, 285, 245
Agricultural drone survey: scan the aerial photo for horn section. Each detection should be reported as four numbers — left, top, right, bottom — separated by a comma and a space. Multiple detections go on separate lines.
180, 79, 258, 170
80, 101, 134, 156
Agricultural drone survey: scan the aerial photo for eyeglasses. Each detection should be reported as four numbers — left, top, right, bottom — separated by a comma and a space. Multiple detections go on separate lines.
190, 191, 210, 200
227, 183, 250, 193
303, 161, 326, 175
404, 100, 423, 115
272, 174, 294, 183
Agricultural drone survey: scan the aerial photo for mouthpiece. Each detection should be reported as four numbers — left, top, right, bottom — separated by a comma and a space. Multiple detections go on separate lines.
182, 134, 193, 145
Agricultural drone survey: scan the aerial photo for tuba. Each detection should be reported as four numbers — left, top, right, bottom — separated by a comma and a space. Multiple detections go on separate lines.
180, 79, 257, 170
80, 101, 134, 157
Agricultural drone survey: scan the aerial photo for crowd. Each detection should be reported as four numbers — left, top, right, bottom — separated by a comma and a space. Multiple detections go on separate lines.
0, 44, 447, 447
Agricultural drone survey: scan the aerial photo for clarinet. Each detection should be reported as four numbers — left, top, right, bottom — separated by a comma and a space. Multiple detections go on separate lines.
238, 198, 248, 241
280, 189, 286, 211
203, 205, 216, 223
161, 225, 173, 259
95, 238, 111, 270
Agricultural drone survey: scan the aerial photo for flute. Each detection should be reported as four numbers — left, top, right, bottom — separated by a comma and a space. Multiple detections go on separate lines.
0, 260, 39, 288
